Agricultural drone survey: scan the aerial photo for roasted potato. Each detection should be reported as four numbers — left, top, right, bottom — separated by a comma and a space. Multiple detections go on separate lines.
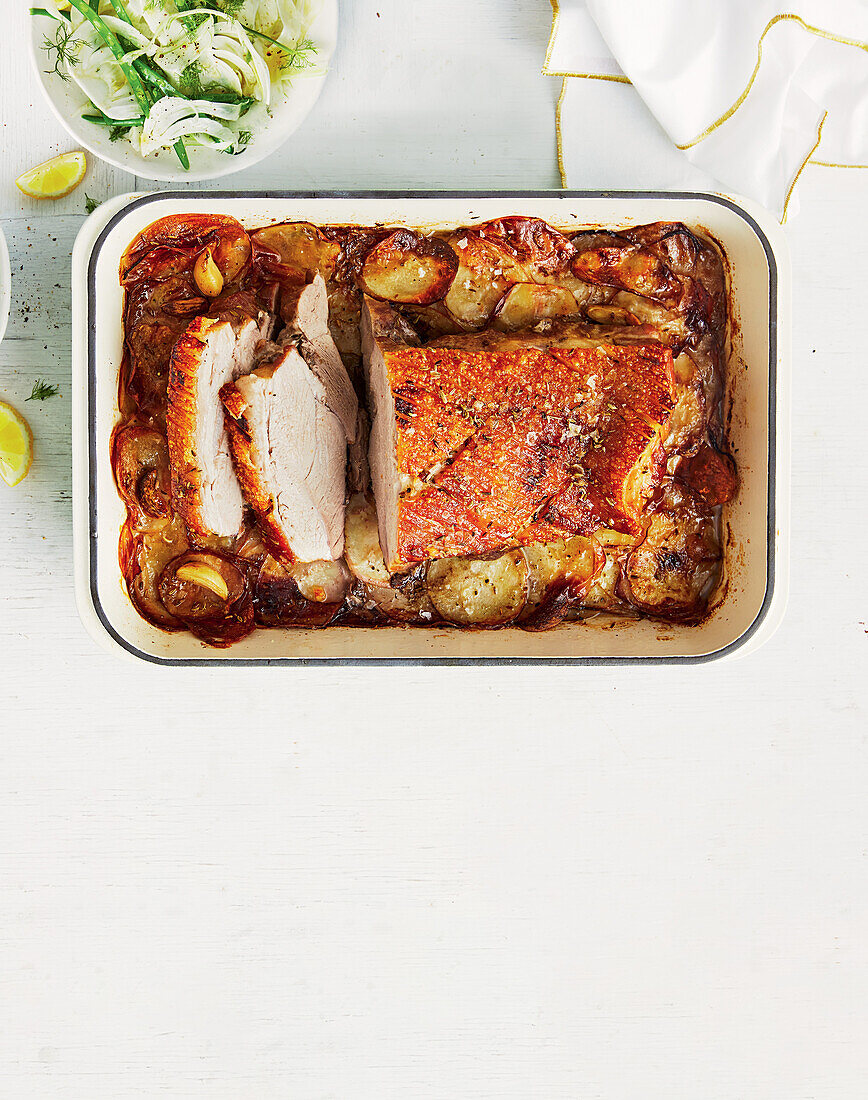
443, 230, 525, 327
492, 284, 581, 330
620, 486, 720, 621
358, 231, 458, 305
571, 244, 681, 302
345, 494, 434, 621
426, 551, 529, 626
522, 536, 602, 612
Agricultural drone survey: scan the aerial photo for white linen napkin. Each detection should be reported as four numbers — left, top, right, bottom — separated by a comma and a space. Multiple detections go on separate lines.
546, 0, 868, 218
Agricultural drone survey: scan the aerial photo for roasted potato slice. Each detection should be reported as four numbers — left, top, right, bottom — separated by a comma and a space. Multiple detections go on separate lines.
254, 556, 346, 627
345, 494, 434, 620
444, 218, 578, 326
443, 231, 526, 327
492, 283, 580, 330
583, 304, 639, 326
358, 230, 458, 305
571, 244, 681, 302
289, 558, 351, 605
345, 493, 390, 586
158, 550, 253, 646
620, 486, 720, 621
522, 536, 601, 612
621, 221, 704, 277
250, 222, 341, 280
474, 217, 575, 279
608, 290, 694, 349
426, 551, 529, 626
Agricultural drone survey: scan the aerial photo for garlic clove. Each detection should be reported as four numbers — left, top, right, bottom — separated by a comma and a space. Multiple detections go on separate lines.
175, 563, 229, 600
193, 248, 224, 298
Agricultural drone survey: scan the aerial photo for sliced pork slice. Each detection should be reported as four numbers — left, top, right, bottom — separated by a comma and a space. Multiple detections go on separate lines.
361, 296, 677, 570
348, 406, 371, 493
168, 314, 268, 539
221, 347, 348, 563
361, 297, 408, 571
280, 273, 358, 442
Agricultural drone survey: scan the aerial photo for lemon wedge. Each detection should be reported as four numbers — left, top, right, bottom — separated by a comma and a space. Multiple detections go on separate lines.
0, 401, 34, 487
15, 151, 87, 200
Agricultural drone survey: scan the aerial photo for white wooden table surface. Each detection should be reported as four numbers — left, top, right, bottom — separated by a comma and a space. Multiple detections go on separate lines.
1, 3, 866, 1097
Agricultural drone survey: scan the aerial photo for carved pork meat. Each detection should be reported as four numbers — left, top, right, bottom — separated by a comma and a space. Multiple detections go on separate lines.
362, 297, 676, 570
167, 313, 271, 539
220, 346, 349, 563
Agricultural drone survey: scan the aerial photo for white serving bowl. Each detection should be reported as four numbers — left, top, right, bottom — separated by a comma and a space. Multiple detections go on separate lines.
29, 3, 337, 183
0, 226, 10, 346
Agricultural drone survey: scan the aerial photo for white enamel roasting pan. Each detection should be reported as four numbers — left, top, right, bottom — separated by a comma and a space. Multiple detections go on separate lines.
71, 191, 790, 665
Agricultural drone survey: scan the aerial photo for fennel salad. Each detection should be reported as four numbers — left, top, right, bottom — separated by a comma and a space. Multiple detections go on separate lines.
32, 1, 324, 168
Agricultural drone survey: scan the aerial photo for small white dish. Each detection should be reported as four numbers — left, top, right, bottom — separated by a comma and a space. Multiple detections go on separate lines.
29, 3, 337, 183
0, 226, 10, 346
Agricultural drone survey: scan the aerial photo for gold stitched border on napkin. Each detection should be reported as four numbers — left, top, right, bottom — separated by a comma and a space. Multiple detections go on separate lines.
675, 13, 867, 150
547, 4, 868, 199
542, 0, 631, 81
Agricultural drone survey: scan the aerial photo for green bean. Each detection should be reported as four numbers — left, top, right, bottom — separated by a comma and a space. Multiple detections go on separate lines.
82, 112, 144, 127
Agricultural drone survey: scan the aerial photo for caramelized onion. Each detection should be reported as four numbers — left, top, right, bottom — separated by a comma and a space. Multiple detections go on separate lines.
112, 425, 172, 519
158, 550, 253, 646
121, 214, 251, 285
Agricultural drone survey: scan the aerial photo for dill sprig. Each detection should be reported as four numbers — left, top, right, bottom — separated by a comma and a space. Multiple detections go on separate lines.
276, 37, 317, 76
179, 60, 204, 98
27, 380, 60, 402
42, 19, 80, 82
224, 129, 252, 155
214, 0, 248, 15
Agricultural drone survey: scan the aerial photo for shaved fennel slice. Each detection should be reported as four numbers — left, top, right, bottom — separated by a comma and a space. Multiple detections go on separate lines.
232, 0, 321, 46
231, 24, 273, 106
119, 0, 175, 37
98, 15, 151, 50
140, 97, 240, 156
65, 23, 141, 121
212, 38, 261, 94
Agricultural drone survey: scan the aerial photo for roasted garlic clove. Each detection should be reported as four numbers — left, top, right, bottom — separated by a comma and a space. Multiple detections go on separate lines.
175, 562, 230, 600
193, 248, 224, 297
